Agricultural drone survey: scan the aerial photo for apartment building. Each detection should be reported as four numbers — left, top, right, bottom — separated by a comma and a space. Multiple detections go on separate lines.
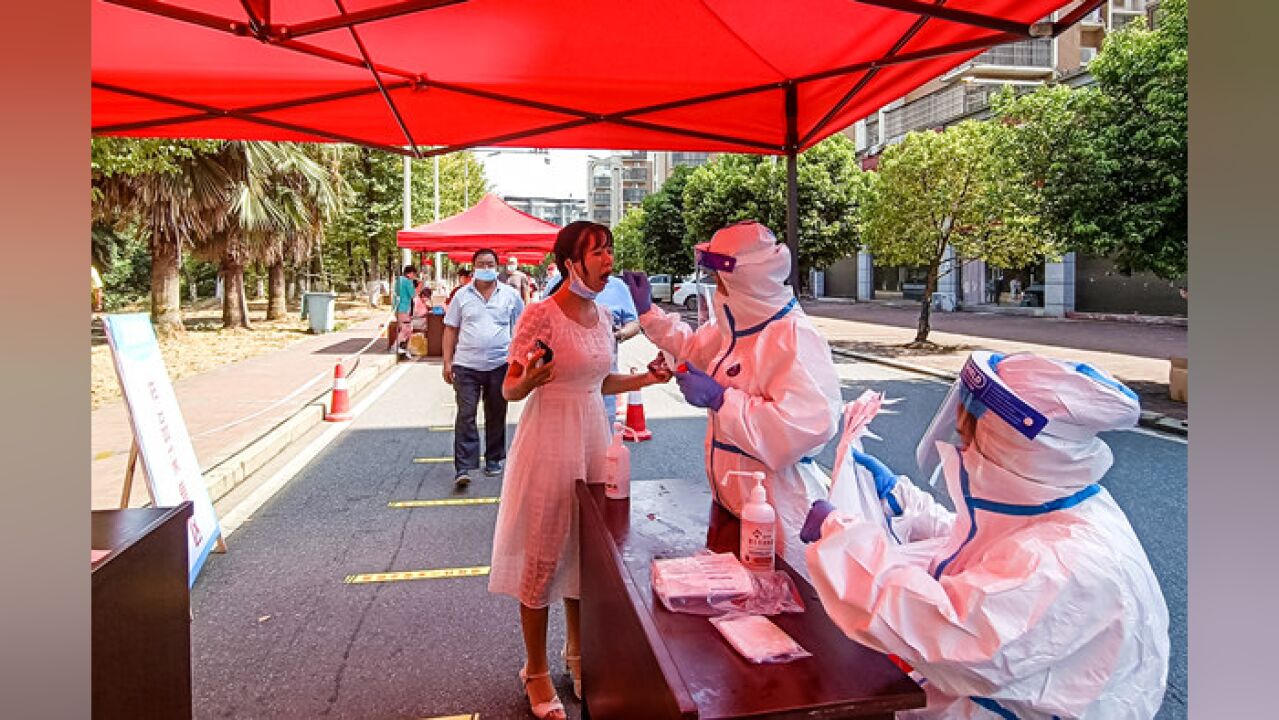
503, 196, 587, 227
587, 152, 655, 228
828, 0, 1183, 317
652, 151, 713, 188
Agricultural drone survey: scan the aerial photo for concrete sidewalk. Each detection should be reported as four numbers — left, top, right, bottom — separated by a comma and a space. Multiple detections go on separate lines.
803, 300, 1188, 422
91, 314, 399, 510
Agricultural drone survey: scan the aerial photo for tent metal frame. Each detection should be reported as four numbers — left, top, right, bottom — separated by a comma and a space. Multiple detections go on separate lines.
94, 0, 1103, 290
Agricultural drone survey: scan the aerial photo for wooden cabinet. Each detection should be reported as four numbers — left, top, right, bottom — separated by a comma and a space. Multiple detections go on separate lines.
92, 503, 193, 720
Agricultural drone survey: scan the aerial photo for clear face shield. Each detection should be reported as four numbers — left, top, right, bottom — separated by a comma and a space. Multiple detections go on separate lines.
916, 351, 1112, 481
693, 246, 735, 328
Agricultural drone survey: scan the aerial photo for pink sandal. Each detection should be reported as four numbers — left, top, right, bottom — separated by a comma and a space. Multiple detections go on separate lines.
518, 666, 565, 720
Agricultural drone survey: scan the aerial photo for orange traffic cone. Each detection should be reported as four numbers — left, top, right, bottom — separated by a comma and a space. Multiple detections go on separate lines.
325, 362, 354, 422
622, 388, 653, 442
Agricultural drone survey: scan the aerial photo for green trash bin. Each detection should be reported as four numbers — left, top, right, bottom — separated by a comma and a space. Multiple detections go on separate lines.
302, 291, 337, 333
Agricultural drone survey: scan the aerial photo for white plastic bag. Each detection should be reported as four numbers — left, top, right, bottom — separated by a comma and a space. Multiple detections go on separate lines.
710, 613, 812, 664
652, 552, 755, 615
828, 391, 892, 524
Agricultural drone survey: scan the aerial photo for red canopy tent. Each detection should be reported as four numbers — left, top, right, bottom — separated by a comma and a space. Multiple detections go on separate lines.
444, 251, 550, 266
397, 193, 558, 264
91, 0, 1100, 286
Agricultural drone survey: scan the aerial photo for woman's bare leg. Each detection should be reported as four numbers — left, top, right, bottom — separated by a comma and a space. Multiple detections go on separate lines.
519, 603, 564, 719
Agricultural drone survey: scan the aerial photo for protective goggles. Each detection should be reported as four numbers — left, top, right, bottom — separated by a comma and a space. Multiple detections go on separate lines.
695, 247, 737, 274
914, 351, 1108, 474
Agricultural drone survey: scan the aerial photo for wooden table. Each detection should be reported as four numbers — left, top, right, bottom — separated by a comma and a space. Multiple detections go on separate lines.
92, 503, 193, 720
577, 480, 924, 719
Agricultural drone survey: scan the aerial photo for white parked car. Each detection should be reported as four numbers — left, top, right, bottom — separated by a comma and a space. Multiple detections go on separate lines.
672, 276, 716, 310
647, 274, 673, 303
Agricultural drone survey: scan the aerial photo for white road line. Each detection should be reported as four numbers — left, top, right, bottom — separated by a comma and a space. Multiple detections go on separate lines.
1121, 426, 1188, 445
219, 364, 412, 539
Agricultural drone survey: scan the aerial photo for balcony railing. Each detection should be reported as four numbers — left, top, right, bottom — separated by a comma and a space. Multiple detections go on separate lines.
971, 37, 1052, 68
880, 82, 1036, 143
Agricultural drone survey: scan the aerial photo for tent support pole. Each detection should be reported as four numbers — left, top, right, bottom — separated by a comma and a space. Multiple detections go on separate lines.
785, 84, 800, 295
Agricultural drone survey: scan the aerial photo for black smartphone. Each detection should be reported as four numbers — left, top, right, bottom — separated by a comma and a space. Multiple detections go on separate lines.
534, 339, 554, 364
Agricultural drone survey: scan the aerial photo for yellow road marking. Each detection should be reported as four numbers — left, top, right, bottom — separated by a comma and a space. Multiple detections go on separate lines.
421, 714, 479, 720
344, 566, 490, 584
412, 457, 453, 464
93, 451, 117, 461
427, 424, 483, 432
389, 497, 499, 508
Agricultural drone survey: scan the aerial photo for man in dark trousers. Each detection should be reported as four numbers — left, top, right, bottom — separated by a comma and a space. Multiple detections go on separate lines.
442, 249, 525, 487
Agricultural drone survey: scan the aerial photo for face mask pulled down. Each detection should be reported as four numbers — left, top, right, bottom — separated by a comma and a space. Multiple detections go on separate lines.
566, 262, 599, 300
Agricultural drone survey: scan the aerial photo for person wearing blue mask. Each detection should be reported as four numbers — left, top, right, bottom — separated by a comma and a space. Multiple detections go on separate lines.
489, 221, 672, 719
620, 220, 842, 577
442, 249, 524, 487
801, 352, 1170, 719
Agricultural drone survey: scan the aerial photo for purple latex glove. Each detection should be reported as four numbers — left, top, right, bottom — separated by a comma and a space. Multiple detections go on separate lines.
620, 270, 653, 315
674, 362, 724, 410
800, 500, 835, 543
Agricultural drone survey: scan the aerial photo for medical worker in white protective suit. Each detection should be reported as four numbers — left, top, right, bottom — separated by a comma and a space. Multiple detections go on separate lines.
800, 351, 1169, 719
621, 221, 842, 574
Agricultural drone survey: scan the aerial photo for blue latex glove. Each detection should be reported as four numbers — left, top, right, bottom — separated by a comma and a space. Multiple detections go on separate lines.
800, 500, 835, 543
674, 362, 725, 411
620, 271, 653, 315
851, 449, 898, 498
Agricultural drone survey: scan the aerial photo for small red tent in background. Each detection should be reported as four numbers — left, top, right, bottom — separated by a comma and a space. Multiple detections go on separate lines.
444, 251, 550, 266
398, 193, 559, 264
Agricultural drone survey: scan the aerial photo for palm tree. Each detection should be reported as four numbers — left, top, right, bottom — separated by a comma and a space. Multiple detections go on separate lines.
263, 144, 348, 320
92, 139, 228, 332
202, 141, 348, 328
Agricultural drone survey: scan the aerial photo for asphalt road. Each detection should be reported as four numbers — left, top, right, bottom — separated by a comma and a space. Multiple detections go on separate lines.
191, 354, 1186, 720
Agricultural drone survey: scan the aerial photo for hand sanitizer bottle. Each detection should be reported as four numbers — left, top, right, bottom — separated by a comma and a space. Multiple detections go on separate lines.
605, 422, 631, 500
738, 472, 775, 573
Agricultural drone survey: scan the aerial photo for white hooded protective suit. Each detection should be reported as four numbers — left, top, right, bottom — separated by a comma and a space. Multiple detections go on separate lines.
806, 354, 1170, 719
639, 221, 842, 574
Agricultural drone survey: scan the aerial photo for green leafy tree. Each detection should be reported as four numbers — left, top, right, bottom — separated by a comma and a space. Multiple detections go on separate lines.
1085, 0, 1187, 281
862, 121, 1054, 344
682, 134, 867, 293
992, 0, 1186, 283
639, 165, 695, 277
612, 206, 647, 271
991, 84, 1110, 253
325, 150, 488, 288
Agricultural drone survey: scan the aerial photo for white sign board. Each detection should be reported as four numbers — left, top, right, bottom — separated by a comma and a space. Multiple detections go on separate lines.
103, 314, 222, 585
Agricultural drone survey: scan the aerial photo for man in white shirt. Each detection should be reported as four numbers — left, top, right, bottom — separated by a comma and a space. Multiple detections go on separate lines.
443, 249, 525, 487
500, 256, 534, 304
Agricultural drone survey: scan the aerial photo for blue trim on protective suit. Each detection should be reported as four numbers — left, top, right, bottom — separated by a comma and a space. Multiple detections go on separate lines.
707, 297, 800, 490
969, 695, 1061, 719
970, 696, 1019, 718
733, 297, 797, 338
1074, 362, 1140, 401
932, 456, 1100, 580
712, 439, 762, 463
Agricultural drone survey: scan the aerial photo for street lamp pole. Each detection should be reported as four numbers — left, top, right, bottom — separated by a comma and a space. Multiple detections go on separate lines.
434, 155, 442, 284
401, 155, 412, 270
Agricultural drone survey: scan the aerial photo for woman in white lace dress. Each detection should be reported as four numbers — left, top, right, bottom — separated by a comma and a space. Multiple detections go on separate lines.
489, 221, 670, 719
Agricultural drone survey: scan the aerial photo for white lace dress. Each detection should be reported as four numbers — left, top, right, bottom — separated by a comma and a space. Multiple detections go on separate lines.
488, 299, 614, 608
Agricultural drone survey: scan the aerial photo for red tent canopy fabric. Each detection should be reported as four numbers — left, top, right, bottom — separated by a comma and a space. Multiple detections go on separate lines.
397, 193, 559, 257
91, 0, 1095, 156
